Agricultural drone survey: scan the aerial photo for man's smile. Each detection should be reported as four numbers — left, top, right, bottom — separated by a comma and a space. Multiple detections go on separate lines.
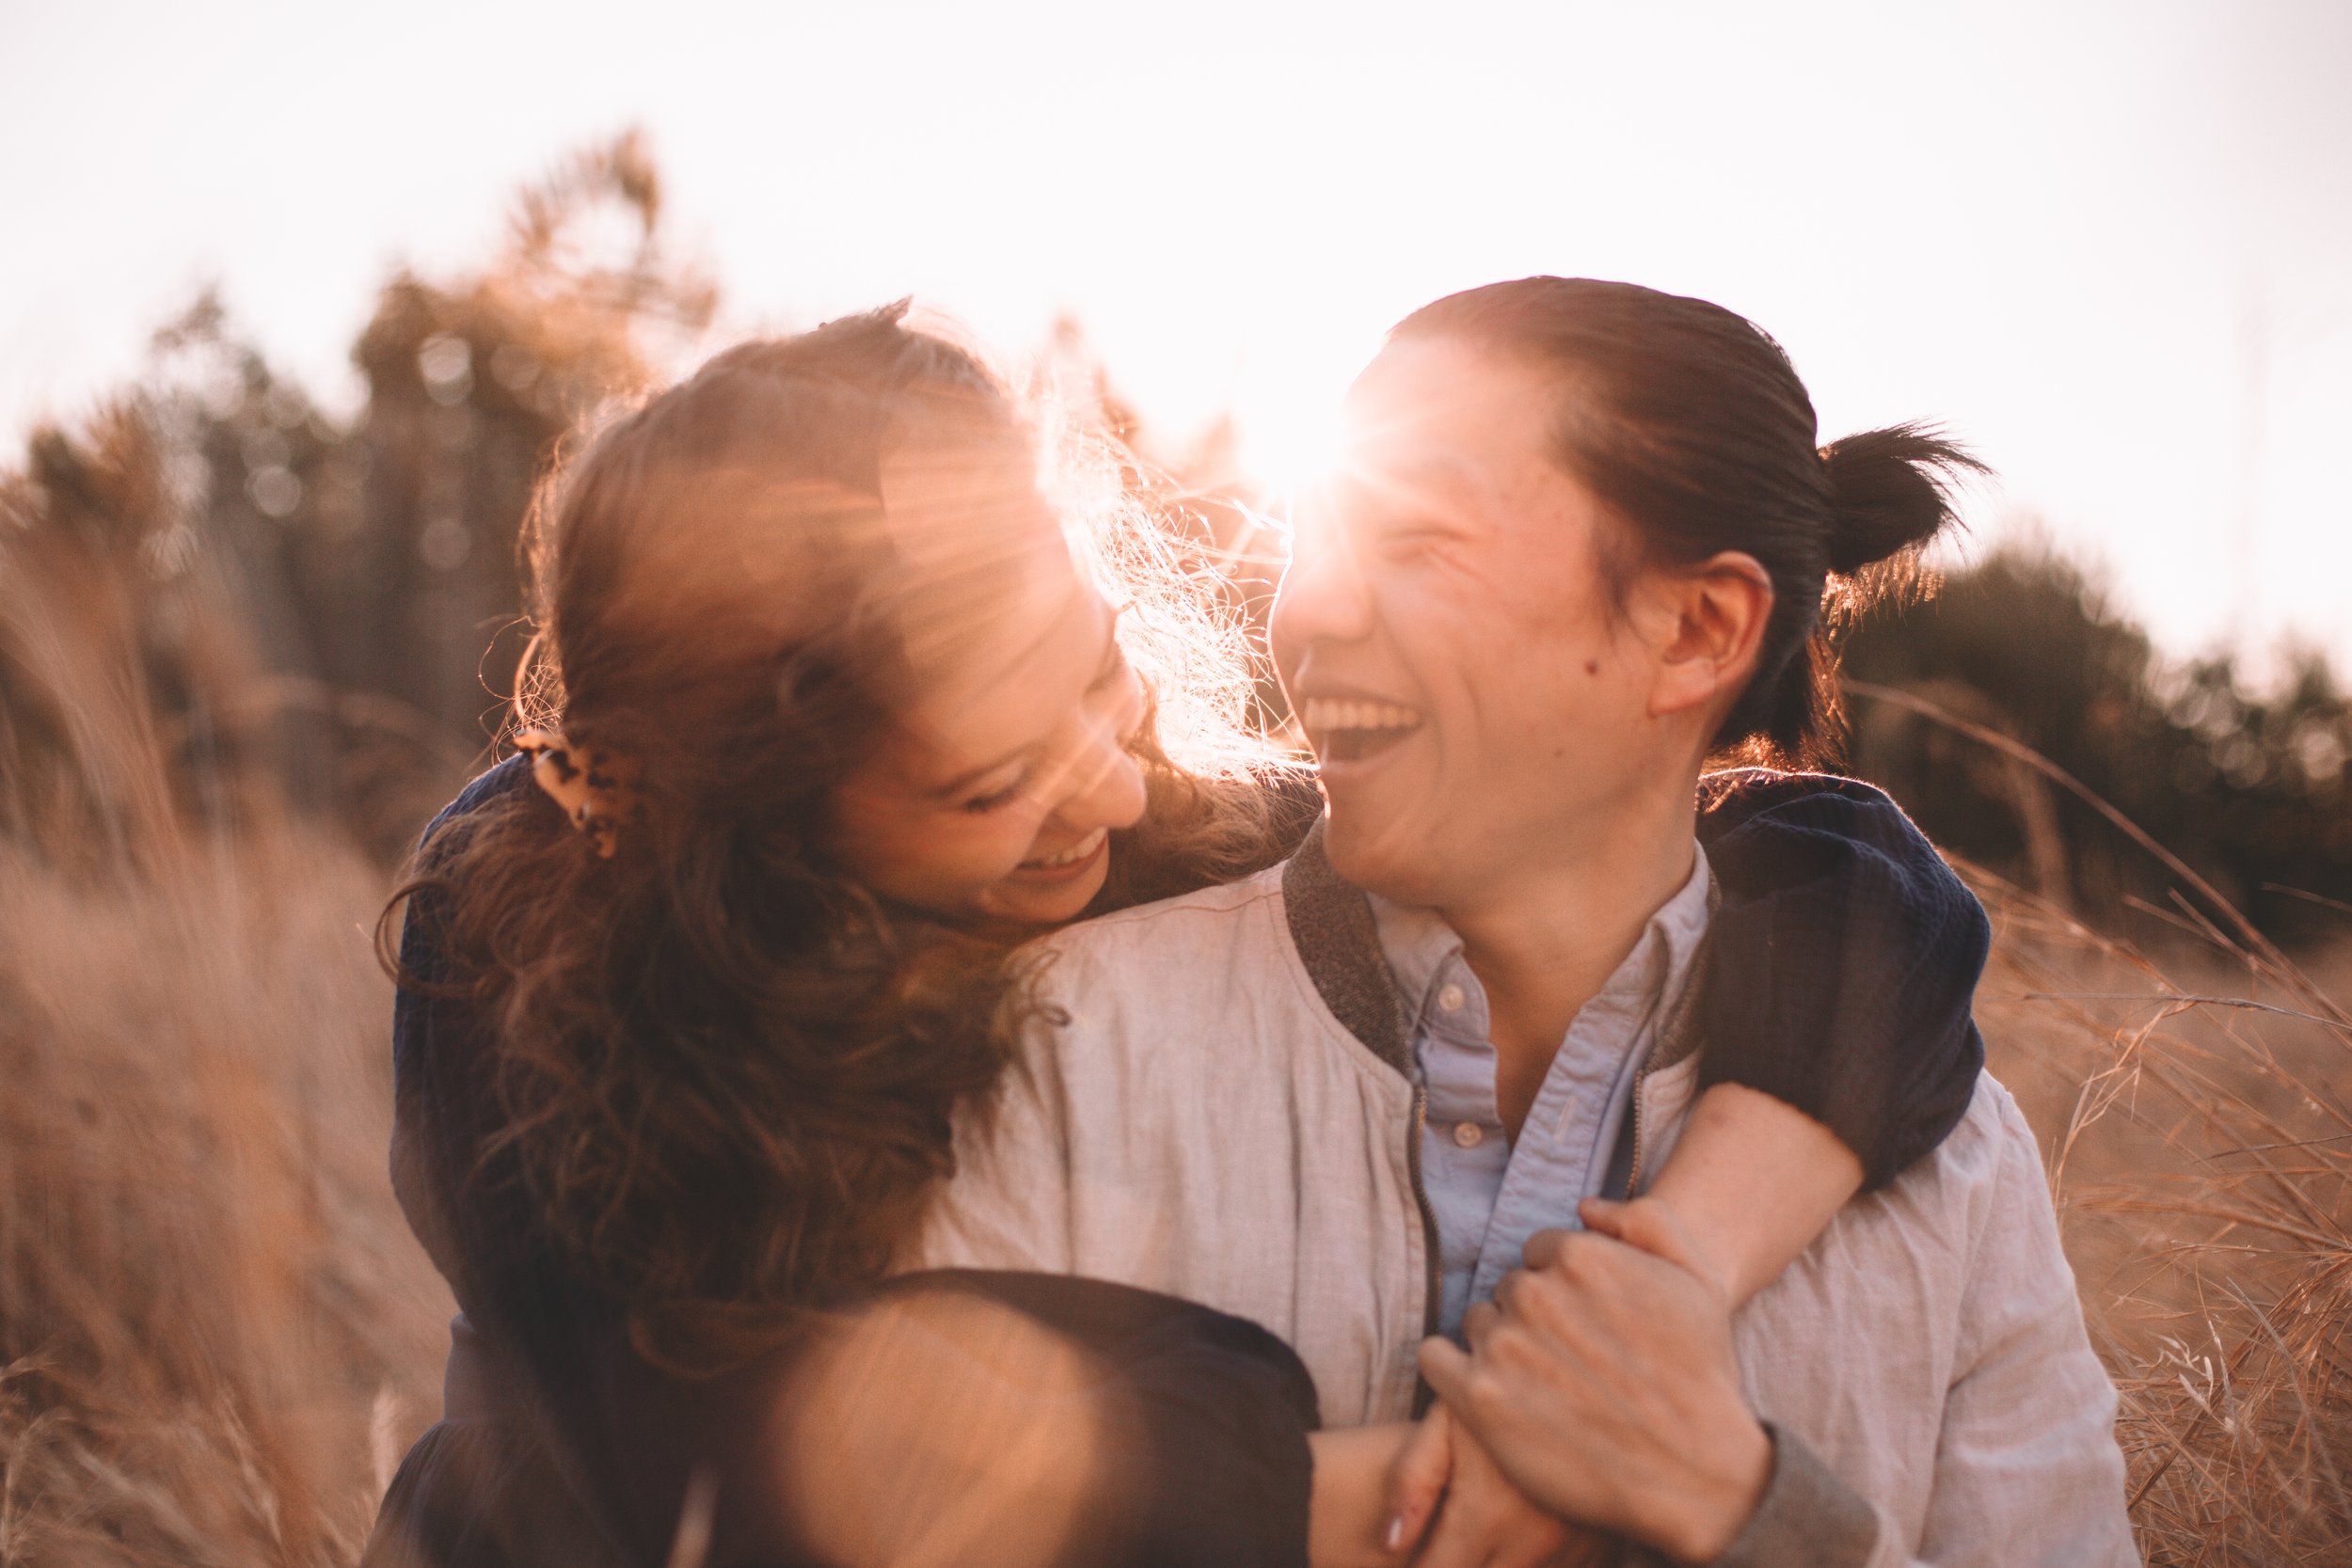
1299, 695, 1425, 765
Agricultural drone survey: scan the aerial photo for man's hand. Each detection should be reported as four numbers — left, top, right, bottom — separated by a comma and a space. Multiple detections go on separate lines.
1384, 1404, 1606, 1568
1418, 1197, 1772, 1564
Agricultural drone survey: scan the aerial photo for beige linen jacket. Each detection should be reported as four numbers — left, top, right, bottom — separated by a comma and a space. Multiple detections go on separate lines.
917, 836, 2138, 1568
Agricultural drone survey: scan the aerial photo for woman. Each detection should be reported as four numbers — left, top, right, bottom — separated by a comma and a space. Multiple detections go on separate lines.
369, 302, 1985, 1568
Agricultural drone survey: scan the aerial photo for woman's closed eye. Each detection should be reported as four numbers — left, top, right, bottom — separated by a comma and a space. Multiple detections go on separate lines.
961, 772, 1029, 814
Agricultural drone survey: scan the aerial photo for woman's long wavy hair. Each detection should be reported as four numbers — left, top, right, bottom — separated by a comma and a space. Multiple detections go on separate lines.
383, 304, 1310, 1372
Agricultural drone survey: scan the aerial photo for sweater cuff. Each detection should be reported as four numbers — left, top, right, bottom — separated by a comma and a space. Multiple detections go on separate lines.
1708, 1422, 1880, 1568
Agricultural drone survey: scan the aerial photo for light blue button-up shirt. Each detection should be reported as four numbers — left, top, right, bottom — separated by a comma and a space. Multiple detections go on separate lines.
1370, 850, 1714, 1338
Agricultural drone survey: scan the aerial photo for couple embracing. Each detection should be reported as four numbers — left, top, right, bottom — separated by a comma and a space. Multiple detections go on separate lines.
370, 278, 2137, 1568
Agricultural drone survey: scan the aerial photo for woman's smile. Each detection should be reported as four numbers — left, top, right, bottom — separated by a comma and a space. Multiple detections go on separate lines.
1012, 826, 1110, 881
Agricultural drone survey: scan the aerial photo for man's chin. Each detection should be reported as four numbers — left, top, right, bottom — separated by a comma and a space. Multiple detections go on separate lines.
1319, 811, 1439, 905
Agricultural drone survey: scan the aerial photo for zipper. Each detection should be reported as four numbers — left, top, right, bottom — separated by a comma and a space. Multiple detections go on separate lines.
1406, 1081, 1442, 1414
1622, 1053, 1660, 1198
1621, 957, 1702, 1197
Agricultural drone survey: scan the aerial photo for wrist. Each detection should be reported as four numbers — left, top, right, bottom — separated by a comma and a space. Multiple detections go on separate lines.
1307, 1426, 1415, 1568
1658, 1414, 1772, 1564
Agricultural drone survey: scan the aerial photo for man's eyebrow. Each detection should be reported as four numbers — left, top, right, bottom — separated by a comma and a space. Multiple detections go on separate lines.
1342, 452, 1484, 510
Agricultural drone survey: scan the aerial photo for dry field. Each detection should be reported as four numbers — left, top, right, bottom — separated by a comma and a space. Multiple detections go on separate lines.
0, 579, 2344, 1565
0, 822, 451, 1564
1971, 870, 2351, 1564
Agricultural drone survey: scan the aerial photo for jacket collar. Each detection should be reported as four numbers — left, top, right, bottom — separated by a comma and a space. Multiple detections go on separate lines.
1279, 822, 1413, 1077
1279, 820, 1715, 1084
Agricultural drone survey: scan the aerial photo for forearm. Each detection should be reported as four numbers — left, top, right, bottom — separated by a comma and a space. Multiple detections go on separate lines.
1644, 1083, 1861, 1306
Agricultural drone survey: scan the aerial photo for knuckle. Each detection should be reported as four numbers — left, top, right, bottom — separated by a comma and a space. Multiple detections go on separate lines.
1518, 1270, 1574, 1330
1487, 1323, 1545, 1378
1463, 1365, 1512, 1419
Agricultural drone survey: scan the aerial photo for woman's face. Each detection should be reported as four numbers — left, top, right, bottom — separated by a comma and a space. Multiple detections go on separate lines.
826, 524, 1149, 928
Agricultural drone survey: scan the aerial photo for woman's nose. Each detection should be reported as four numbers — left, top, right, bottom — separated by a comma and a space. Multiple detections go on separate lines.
1044, 712, 1148, 835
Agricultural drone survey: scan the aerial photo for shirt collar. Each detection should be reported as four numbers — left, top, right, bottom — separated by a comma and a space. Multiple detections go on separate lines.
1368, 844, 1715, 1043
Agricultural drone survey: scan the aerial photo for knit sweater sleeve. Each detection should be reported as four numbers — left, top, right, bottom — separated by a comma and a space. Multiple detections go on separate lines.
1692, 769, 1990, 1191
389, 755, 537, 1301
898, 1270, 1320, 1568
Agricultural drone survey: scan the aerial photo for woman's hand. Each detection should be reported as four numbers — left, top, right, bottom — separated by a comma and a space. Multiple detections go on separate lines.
1312, 1411, 1599, 1568
1381, 1403, 1454, 1555
1401, 1405, 1609, 1568
1310, 1423, 1418, 1568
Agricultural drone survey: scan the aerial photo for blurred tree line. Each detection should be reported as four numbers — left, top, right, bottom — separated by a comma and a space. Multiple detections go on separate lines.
1844, 548, 2352, 948
1, 132, 711, 863
3, 132, 2345, 943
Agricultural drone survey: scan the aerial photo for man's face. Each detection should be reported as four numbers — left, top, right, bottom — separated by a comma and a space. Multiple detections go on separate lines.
1270, 334, 1673, 910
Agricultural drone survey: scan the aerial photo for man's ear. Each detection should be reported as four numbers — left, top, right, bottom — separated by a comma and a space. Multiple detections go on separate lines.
1645, 551, 1773, 721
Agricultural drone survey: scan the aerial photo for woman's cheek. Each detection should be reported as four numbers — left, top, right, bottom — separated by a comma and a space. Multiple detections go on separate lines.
950, 815, 1038, 884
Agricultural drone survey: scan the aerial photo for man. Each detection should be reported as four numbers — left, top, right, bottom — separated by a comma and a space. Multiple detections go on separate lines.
924, 278, 2136, 1565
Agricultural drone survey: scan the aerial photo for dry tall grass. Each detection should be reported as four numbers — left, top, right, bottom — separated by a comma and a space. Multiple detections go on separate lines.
0, 403, 455, 1566
0, 828, 451, 1565
1972, 873, 2351, 1564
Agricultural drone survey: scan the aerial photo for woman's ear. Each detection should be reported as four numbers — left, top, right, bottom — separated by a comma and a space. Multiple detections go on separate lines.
1645, 551, 1773, 722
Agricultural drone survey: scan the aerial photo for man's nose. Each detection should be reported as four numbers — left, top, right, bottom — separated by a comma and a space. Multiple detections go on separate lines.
1271, 522, 1375, 650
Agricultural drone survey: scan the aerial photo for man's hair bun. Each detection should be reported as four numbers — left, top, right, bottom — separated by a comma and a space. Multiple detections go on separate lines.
1818, 423, 1986, 577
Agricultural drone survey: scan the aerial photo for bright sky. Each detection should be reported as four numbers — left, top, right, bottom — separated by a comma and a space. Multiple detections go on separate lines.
6, 0, 2347, 673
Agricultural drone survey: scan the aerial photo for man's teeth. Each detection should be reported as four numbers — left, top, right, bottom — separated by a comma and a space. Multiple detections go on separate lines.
1024, 827, 1107, 870
1301, 698, 1423, 736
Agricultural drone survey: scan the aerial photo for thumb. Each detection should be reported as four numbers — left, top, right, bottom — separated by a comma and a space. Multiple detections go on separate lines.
1417, 1335, 1474, 1411
1382, 1405, 1454, 1556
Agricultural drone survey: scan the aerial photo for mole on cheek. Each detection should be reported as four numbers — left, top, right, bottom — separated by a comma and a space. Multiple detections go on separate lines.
1584, 659, 1600, 675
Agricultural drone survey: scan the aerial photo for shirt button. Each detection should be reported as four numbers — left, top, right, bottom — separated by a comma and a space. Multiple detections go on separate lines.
1438, 984, 1468, 1013
1452, 1120, 1486, 1149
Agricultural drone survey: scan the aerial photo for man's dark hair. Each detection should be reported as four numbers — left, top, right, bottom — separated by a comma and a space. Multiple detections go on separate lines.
1392, 277, 1985, 768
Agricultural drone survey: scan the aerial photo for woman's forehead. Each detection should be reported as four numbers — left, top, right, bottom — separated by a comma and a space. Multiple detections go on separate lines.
893, 546, 1108, 772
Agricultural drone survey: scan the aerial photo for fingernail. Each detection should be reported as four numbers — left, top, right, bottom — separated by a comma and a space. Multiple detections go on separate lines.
1383, 1513, 1406, 1552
